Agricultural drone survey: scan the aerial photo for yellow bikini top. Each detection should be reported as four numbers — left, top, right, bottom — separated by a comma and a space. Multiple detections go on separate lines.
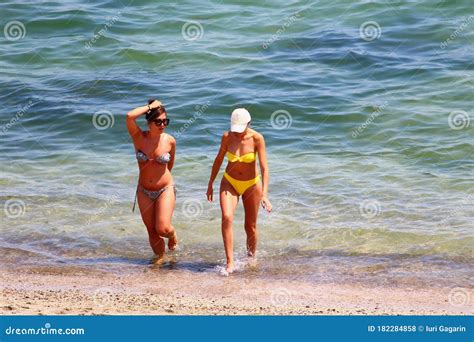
226, 151, 256, 163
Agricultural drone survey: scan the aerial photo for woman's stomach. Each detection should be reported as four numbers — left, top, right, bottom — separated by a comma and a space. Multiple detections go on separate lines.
224, 162, 259, 180
138, 164, 173, 190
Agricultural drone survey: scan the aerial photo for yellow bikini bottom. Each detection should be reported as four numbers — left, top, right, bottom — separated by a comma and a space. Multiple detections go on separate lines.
223, 172, 260, 195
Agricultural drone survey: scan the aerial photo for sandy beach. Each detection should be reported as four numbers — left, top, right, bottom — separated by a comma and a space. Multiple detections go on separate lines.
1, 265, 471, 316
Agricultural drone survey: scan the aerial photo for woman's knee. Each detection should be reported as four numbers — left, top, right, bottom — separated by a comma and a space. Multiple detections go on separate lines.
245, 221, 257, 234
156, 223, 173, 237
222, 212, 234, 224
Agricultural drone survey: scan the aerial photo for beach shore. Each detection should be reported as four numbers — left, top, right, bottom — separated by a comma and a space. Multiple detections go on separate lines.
1, 265, 471, 315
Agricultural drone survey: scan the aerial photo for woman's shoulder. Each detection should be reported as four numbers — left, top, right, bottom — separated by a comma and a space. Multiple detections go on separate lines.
164, 132, 176, 144
249, 128, 264, 141
221, 131, 231, 141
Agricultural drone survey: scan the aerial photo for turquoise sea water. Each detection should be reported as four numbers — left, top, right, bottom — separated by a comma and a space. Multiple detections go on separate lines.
0, 1, 472, 286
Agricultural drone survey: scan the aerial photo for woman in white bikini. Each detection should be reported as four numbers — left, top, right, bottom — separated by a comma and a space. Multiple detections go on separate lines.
126, 99, 178, 263
207, 108, 272, 273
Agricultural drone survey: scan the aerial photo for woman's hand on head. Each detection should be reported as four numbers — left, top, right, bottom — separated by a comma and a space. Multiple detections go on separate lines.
261, 196, 272, 213
149, 100, 162, 109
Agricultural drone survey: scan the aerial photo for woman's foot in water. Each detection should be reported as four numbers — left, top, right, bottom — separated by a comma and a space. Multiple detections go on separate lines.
226, 260, 234, 274
150, 238, 165, 261
246, 256, 258, 269
151, 254, 165, 265
168, 231, 178, 251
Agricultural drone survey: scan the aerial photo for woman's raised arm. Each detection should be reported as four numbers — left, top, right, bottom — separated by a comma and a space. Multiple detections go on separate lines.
126, 100, 162, 142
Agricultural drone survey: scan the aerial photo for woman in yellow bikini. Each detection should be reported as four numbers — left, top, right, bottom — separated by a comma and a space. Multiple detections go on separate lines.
207, 108, 272, 274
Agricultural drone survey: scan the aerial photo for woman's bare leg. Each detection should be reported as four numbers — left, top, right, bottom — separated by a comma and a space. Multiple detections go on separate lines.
137, 190, 165, 260
155, 186, 178, 251
220, 178, 239, 273
242, 182, 262, 257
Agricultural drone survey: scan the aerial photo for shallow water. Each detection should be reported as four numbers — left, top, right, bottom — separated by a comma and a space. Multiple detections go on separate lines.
0, 0, 473, 287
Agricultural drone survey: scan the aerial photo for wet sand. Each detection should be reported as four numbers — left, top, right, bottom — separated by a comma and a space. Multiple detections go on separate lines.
1, 265, 471, 315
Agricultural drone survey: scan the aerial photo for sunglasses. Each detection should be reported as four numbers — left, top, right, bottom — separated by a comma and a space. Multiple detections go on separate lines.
152, 118, 170, 126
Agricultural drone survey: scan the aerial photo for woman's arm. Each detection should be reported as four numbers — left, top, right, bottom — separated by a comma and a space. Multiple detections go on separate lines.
168, 135, 176, 172
207, 132, 228, 202
126, 100, 162, 142
256, 133, 272, 212
126, 106, 147, 141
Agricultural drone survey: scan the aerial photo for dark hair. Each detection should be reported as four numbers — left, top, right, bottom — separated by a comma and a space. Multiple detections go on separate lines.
146, 98, 167, 122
